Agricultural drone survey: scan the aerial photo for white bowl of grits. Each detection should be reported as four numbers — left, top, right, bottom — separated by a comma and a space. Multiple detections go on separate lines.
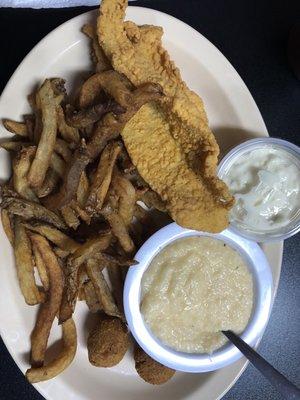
124, 223, 273, 373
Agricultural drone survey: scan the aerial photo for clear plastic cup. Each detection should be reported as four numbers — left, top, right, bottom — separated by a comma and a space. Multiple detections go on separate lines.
218, 138, 300, 242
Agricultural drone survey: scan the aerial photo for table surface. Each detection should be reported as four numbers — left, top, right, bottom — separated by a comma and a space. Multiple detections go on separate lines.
0, 1, 299, 399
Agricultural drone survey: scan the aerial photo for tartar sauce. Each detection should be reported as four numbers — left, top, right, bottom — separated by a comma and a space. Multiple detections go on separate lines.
223, 148, 300, 231
141, 236, 253, 354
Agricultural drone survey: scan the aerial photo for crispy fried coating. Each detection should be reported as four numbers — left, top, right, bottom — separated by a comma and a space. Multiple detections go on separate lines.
122, 103, 230, 232
87, 315, 129, 367
134, 345, 175, 385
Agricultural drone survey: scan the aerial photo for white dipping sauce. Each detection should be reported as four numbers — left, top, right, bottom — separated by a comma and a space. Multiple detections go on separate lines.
141, 237, 253, 354
223, 147, 300, 231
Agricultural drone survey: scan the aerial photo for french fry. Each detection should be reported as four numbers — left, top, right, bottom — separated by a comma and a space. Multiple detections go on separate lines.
32, 242, 50, 292
24, 114, 35, 141
83, 280, 102, 312
59, 233, 111, 323
70, 200, 91, 225
57, 105, 80, 144
13, 146, 38, 202
0, 140, 31, 152
50, 152, 66, 179
23, 222, 80, 254
65, 101, 124, 129
54, 138, 72, 162
26, 318, 77, 383
78, 72, 106, 109
61, 205, 80, 230
77, 171, 89, 207
2, 119, 28, 137
36, 169, 59, 198
107, 264, 124, 313
14, 218, 43, 305
29, 234, 64, 367
2, 197, 67, 230
111, 168, 136, 226
86, 259, 122, 319
102, 205, 135, 254
28, 80, 58, 188
1, 209, 14, 245
85, 141, 121, 214
142, 189, 167, 212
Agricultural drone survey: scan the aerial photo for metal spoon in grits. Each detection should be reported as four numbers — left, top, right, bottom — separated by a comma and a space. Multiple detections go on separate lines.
222, 330, 300, 400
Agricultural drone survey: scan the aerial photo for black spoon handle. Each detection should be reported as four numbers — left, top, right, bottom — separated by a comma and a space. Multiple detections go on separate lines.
222, 330, 300, 400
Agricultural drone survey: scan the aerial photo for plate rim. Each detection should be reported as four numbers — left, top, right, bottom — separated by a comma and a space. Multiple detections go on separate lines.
0, 6, 282, 400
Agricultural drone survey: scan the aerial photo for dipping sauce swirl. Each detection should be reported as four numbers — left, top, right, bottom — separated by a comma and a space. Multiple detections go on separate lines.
141, 236, 253, 354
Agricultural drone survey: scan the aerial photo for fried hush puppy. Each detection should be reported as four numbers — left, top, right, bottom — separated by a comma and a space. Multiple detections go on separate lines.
87, 314, 129, 367
134, 345, 175, 385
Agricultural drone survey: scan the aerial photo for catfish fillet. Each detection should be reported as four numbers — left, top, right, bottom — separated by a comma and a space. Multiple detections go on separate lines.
121, 103, 230, 233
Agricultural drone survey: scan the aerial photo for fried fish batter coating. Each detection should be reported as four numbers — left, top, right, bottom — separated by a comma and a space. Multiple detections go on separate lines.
98, 0, 224, 178
122, 103, 230, 232
98, 0, 234, 232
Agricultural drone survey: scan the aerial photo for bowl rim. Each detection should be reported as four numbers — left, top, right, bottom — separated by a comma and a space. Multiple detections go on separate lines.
124, 223, 273, 373
217, 137, 300, 242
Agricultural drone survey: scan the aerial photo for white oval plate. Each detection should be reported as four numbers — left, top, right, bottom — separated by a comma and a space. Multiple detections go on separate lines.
0, 7, 283, 400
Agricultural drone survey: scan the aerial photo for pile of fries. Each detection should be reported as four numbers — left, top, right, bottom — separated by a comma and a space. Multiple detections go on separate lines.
0, 23, 174, 384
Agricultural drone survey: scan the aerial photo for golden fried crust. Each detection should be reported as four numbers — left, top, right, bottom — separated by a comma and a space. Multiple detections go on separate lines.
87, 315, 129, 367
122, 103, 231, 233
98, 0, 220, 178
134, 345, 175, 385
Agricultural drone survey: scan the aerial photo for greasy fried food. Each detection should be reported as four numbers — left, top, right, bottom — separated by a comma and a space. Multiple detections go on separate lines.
87, 314, 129, 367
85, 141, 121, 214
121, 103, 231, 232
14, 218, 44, 305
29, 234, 64, 367
107, 264, 124, 313
77, 172, 89, 207
44, 139, 90, 210
1, 209, 14, 245
65, 100, 124, 128
0, 140, 31, 152
86, 258, 122, 319
82, 23, 111, 73
98, 0, 234, 232
99, 0, 216, 174
59, 233, 111, 323
61, 205, 80, 230
36, 169, 59, 198
26, 318, 77, 383
134, 345, 175, 385
23, 222, 80, 254
50, 152, 66, 178
2, 119, 28, 136
70, 200, 91, 225
32, 242, 49, 291
2, 196, 67, 230
102, 203, 135, 253
28, 80, 58, 188
13, 146, 38, 202
141, 190, 166, 212
110, 168, 136, 226
83, 280, 102, 312
57, 105, 80, 144
54, 138, 72, 162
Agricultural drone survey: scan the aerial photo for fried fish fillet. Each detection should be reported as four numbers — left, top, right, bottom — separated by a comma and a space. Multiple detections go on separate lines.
122, 103, 230, 233
98, 0, 226, 177
98, 0, 234, 232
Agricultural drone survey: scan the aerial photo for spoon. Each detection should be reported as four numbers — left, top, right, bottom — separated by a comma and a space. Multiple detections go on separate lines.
222, 330, 300, 400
